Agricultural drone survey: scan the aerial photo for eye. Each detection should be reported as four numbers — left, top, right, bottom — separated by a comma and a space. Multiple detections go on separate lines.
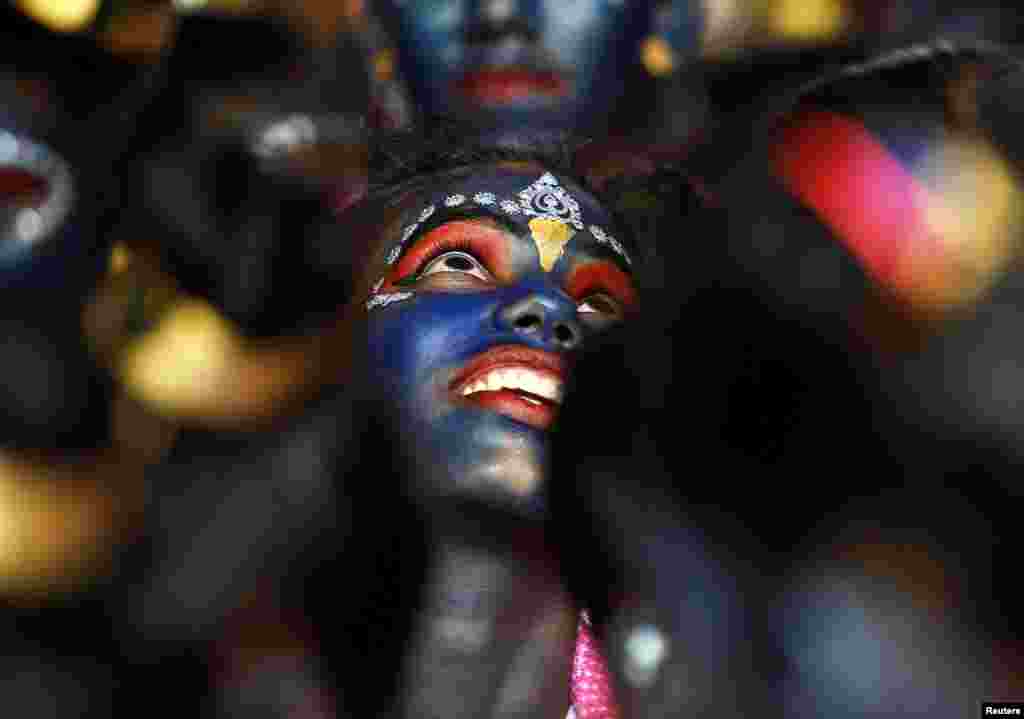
577, 293, 623, 321
420, 250, 493, 281
389, 218, 509, 288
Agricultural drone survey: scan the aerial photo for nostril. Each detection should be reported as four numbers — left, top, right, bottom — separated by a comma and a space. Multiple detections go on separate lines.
555, 324, 575, 345
516, 315, 542, 331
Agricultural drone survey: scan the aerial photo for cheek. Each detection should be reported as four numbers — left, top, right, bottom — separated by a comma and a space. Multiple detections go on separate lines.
367, 307, 450, 385
540, 4, 617, 63
541, 1, 606, 34
366, 294, 501, 386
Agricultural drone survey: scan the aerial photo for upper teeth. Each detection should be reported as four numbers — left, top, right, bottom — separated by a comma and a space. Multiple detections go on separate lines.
459, 367, 563, 404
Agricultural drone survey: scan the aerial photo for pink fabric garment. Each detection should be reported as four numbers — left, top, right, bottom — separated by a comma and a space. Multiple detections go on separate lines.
569, 611, 621, 719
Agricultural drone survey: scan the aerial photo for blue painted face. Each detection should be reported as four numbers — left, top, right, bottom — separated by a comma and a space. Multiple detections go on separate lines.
372, 0, 664, 136
362, 163, 637, 512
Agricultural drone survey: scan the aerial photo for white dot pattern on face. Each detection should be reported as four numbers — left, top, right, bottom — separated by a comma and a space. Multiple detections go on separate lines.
500, 199, 521, 215
589, 225, 632, 266
366, 291, 414, 311
445, 194, 466, 207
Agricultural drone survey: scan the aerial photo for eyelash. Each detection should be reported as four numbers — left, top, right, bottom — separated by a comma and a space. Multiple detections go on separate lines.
409, 234, 477, 277
391, 219, 503, 285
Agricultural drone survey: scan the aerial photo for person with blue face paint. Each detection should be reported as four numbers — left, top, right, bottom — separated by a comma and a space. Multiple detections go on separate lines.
352, 149, 637, 510
369, 0, 702, 140
334, 132, 639, 717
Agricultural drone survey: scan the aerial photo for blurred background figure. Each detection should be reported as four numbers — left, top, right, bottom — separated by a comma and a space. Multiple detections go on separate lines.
367, 0, 705, 143
85, 3, 373, 428
103, 382, 428, 719
1, 0, 175, 603
774, 492, 996, 719
2, 3, 178, 717
695, 38, 1024, 350
686, 35, 1024, 718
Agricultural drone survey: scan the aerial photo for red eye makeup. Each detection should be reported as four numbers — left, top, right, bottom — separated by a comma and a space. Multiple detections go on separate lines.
383, 218, 516, 289
564, 260, 638, 314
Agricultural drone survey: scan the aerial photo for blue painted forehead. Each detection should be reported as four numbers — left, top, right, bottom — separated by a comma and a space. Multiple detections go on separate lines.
371, 162, 635, 268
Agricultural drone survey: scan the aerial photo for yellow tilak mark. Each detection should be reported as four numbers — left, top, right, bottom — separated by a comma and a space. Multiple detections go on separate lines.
529, 218, 574, 272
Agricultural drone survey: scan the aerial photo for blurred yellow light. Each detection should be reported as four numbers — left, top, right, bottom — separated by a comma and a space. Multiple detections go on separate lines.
109, 243, 132, 275
119, 299, 243, 416
117, 297, 314, 423
173, 0, 207, 11
1, 454, 113, 597
373, 49, 395, 83
15, 0, 102, 33
641, 35, 676, 77
916, 134, 1024, 308
770, 0, 849, 41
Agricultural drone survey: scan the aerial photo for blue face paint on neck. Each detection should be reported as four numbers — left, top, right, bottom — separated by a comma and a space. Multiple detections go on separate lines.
363, 164, 636, 514
372, 0, 657, 137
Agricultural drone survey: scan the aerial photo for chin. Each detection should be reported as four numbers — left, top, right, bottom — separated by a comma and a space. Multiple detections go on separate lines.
408, 405, 551, 514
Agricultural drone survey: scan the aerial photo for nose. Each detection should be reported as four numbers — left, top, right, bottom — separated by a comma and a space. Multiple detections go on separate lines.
480, 0, 516, 23
497, 294, 582, 351
465, 0, 540, 44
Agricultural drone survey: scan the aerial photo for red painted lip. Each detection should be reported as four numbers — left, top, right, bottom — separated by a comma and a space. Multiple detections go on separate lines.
449, 345, 567, 431
0, 167, 48, 204
454, 68, 569, 105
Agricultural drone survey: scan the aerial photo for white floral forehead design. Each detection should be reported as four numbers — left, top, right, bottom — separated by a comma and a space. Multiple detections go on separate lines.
383, 172, 631, 267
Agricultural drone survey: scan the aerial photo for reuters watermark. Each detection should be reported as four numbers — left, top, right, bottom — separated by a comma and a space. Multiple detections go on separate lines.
983, 702, 1024, 717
